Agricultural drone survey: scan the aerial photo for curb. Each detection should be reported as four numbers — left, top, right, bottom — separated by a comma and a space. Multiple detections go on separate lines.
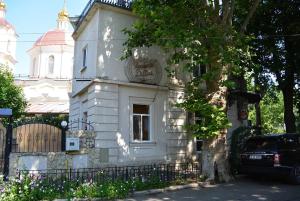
133, 182, 200, 196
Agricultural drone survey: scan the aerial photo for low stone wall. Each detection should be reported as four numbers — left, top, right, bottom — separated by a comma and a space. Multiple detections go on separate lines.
9, 130, 110, 176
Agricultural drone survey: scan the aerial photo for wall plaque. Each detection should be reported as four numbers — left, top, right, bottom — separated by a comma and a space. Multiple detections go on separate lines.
125, 57, 162, 85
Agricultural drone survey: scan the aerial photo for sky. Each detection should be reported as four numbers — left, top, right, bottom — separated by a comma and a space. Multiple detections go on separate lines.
4, 0, 90, 75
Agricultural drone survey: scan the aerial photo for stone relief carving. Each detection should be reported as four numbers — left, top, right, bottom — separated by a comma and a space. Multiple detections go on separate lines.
125, 57, 162, 85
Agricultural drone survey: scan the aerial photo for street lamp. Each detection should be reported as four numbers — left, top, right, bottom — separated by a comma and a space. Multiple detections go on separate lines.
61, 120, 68, 128
60, 120, 68, 151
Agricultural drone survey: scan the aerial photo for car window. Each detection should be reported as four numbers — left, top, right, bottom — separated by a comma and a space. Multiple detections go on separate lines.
243, 138, 278, 151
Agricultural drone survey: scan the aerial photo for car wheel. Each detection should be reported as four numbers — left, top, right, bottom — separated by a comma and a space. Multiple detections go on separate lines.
290, 166, 300, 184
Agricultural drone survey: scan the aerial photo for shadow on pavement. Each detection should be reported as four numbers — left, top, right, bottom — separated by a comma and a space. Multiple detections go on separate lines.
123, 176, 300, 201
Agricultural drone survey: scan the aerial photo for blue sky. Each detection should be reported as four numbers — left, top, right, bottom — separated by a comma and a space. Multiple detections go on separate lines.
5, 0, 90, 75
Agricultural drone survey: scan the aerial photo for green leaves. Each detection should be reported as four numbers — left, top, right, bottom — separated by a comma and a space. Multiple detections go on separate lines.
122, 0, 256, 139
177, 88, 231, 139
0, 65, 27, 118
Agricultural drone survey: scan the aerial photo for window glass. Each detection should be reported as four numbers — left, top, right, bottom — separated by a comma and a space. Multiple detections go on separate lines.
32, 58, 36, 76
196, 138, 203, 152
83, 47, 87, 67
244, 138, 278, 151
48, 55, 54, 74
193, 64, 206, 78
133, 104, 149, 114
133, 115, 141, 140
82, 112, 88, 130
132, 104, 150, 142
142, 116, 150, 141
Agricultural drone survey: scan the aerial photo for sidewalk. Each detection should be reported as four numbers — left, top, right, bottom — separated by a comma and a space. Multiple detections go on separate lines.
123, 177, 300, 201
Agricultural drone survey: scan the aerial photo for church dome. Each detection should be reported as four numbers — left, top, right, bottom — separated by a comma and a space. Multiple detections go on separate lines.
0, 18, 14, 30
0, 1, 6, 10
33, 29, 73, 47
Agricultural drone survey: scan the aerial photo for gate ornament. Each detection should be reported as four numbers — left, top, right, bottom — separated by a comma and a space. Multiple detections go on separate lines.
125, 57, 162, 85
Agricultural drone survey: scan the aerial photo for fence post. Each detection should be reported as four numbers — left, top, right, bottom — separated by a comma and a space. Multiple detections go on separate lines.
3, 117, 13, 180
61, 127, 66, 151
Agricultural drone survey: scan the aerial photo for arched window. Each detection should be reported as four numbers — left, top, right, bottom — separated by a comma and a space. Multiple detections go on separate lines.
32, 58, 36, 77
48, 55, 54, 74
6, 40, 11, 52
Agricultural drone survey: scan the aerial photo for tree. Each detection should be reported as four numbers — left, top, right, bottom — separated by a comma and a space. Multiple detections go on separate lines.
123, 0, 260, 180
247, 0, 300, 133
0, 65, 27, 118
248, 90, 284, 134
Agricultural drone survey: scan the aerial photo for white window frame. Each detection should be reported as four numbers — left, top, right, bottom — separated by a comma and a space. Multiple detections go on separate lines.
130, 98, 154, 143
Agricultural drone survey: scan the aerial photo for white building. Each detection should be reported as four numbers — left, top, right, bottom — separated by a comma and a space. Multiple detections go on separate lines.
69, 1, 196, 164
0, 0, 17, 72
15, 5, 74, 115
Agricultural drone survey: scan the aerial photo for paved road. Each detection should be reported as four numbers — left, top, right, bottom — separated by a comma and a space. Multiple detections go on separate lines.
124, 177, 300, 201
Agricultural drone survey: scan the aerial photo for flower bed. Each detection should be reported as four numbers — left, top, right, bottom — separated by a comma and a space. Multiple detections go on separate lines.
0, 174, 174, 201
1, 163, 201, 201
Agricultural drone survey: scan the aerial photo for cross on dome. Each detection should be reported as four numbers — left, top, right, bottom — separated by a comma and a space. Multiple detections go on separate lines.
57, 0, 69, 30
0, 0, 6, 10
0, 0, 6, 18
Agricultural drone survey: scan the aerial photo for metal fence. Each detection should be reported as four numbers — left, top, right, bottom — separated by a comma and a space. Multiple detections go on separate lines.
18, 163, 201, 184
68, 119, 94, 131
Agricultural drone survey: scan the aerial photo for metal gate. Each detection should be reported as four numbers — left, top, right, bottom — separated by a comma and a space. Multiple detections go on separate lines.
0, 125, 5, 174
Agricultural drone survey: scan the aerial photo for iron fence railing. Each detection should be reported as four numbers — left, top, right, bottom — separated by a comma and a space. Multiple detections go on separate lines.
68, 119, 94, 131
18, 162, 201, 185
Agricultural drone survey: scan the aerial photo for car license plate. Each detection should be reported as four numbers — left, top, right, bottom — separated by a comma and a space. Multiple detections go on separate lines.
249, 154, 262, 160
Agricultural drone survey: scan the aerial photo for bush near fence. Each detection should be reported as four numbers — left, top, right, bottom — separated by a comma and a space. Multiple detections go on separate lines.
18, 162, 201, 185
0, 163, 201, 201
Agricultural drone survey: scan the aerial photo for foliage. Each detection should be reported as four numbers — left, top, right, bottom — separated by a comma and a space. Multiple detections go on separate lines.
248, 91, 285, 134
0, 65, 27, 118
132, 176, 169, 191
0, 175, 132, 201
246, 0, 300, 133
13, 114, 69, 128
177, 85, 230, 139
0, 173, 176, 201
122, 0, 258, 139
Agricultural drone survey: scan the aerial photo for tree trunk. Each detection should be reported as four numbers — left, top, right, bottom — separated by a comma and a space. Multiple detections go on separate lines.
281, 38, 296, 133
282, 86, 296, 133
255, 103, 262, 135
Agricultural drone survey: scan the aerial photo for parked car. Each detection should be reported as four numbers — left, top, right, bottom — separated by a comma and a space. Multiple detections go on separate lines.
240, 133, 300, 184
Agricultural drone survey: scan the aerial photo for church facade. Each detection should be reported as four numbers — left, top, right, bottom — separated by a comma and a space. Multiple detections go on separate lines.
0, 0, 17, 72
14, 4, 74, 115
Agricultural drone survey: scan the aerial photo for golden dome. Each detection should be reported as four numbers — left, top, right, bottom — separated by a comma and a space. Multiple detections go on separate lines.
0, 1, 6, 10
58, 8, 69, 20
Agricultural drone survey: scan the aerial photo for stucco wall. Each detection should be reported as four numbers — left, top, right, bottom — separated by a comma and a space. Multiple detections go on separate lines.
69, 5, 196, 166
72, 11, 100, 94
28, 46, 74, 79
0, 24, 17, 72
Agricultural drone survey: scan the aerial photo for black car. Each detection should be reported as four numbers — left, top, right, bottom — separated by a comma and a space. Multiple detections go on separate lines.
240, 133, 300, 184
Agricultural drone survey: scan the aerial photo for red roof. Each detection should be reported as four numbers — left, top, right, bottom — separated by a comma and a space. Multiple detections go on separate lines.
33, 29, 73, 47
0, 18, 15, 30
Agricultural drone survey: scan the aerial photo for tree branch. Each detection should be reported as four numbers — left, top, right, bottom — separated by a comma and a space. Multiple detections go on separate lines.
228, 0, 235, 25
240, 0, 260, 33
222, 0, 230, 25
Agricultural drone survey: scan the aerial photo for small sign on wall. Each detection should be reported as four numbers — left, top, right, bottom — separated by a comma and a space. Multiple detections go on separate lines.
66, 138, 80, 151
